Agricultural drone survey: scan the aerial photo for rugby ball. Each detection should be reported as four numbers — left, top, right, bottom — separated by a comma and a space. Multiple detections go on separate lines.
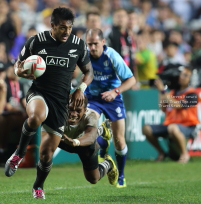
24, 55, 46, 78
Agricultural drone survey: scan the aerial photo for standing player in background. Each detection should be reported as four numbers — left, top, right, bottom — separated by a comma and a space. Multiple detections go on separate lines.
86, 28, 136, 188
5, 7, 94, 199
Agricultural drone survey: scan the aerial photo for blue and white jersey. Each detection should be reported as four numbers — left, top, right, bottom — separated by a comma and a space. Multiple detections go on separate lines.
85, 45, 133, 98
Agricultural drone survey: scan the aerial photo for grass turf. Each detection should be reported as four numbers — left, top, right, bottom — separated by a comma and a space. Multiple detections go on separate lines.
0, 158, 201, 204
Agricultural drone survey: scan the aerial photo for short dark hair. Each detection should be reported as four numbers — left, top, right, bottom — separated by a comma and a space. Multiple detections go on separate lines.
86, 11, 100, 21
51, 7, 75, 25
86, 28, 104, 40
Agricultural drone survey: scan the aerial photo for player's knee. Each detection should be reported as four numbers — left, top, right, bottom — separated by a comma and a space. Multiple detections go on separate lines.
86, 177, 99, 184
28, 114, 43, 129
143, 125, 152, 137
40, 149, 54, 163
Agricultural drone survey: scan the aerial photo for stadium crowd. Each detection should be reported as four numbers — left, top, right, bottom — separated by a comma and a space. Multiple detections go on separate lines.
0, 0, 201, 164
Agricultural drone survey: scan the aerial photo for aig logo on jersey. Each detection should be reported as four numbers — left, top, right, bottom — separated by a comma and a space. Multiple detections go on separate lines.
46, 56, 69, 67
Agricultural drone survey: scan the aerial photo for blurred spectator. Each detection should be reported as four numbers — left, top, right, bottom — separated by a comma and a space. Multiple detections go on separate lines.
0, 61, 8, 114
156, 4, 179, 30
36, 8, 52, 32
161, 0, 193, 23
106, 9, 137, 76
141, 0, 157, 28
5, 60, 26, 112
127, 10, 140, 35
135, 30, 158, 88
96, 0, 113, 31
0, 0, 17, 52
9, 0, 22, 36
86, 10, 102, 30
169, 30, 191, 57
81, 11, 101, 41
73, 27, 86, 39
148, 29, 164, 62
183, 45, 192, 64
112, 0, 123, 12
10, 26, 38, 60
123, 0, 141, 12
19, 0, 40, 34
162, 41, 186, 69
143, 66, 199, 163
37, 0, 60, 11
191, 30, 201, 63
69, 0, 82, 16
0, 60, 27, 162
0, 41, 8, 63
75, 10, 102, 88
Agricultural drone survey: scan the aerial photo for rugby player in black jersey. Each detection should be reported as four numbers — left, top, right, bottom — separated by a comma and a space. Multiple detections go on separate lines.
5, 7, 94, 199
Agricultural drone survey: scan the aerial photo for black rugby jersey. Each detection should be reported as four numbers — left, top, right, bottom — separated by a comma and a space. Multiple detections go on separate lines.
19, 31, 90, 103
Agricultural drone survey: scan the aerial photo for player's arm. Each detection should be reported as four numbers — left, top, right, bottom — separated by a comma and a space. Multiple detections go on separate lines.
79, 61, 94, 87
14, 36, 36, 80
71, 42, 94, 107
75, 126, 97, 146
101, 48, 136, 101
62, 126, 97, 147
62, 111, 98, 147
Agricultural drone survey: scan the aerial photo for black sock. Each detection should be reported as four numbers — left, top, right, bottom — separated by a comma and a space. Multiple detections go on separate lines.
98, 159, 113, 180
33, 160, 53, 190
16, 119, 37, 157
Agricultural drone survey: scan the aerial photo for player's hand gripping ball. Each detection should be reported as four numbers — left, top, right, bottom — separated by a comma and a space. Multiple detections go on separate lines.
24, 55, 46, 78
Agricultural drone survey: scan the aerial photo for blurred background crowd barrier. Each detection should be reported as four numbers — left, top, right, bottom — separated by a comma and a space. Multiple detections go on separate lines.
1, 0, 201, 165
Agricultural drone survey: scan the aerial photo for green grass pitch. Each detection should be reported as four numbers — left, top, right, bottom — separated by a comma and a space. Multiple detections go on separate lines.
1, 158, 201, 204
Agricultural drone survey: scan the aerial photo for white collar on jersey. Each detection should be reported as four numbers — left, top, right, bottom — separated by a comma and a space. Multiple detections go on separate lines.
49, 30, 56, 41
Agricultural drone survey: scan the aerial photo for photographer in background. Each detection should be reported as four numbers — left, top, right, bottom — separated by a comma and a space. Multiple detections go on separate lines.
143, 66, 199, 163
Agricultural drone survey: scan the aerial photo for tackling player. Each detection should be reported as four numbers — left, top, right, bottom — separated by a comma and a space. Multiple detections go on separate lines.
58, 95, 118, 188
86, 28, 136, 188
5, 7, 94, 199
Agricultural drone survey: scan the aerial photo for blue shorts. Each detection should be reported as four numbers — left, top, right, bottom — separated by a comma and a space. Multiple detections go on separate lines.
87, 95, 126, 121
150, 124, 196, 139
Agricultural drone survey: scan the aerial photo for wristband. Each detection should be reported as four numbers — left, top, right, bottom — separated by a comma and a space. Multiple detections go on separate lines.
77, 82, 87, 93
73, 139, 80, 146
14, 68, 18, 76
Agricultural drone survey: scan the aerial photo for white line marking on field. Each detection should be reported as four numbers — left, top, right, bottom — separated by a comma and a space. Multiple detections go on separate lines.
1, 179, 201, 194
0, 185, 93, 194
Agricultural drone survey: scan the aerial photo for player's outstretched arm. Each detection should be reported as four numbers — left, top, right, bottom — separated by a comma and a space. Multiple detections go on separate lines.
76, 126, 97, 146
14, 60, 36, 80
61, 126, 97, 147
